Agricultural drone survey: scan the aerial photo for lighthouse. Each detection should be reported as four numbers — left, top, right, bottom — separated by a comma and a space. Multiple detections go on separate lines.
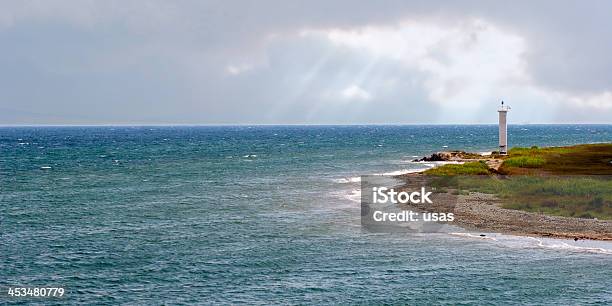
498, 101, 510, 154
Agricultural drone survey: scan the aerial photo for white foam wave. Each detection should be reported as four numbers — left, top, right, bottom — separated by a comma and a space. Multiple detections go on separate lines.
381, 168, 428, 176
326, 189, 362, 209
425, 161, 464, 165
525, 237, 612, 255
333, 168, 429, 184
386, 160, 465, 175
333, 158, 468, 186
449, 232, 497, 240
450, 232, 612, 255
332, 177, 361, 184
344, 189, 361, 203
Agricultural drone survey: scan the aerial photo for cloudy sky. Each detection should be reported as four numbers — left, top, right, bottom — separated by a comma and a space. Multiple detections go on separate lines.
1, 0, 611, 124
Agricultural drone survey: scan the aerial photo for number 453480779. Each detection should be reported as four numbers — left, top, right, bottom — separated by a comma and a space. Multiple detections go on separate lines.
7, 287, 65, 298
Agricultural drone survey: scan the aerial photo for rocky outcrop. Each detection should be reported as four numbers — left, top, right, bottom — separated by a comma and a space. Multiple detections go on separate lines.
413, 151, 483, 162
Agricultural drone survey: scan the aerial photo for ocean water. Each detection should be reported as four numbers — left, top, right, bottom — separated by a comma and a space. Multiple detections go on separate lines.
1, 125, 611, 304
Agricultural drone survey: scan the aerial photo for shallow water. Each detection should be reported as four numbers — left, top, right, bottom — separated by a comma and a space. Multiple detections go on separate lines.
1, 125, 611, 304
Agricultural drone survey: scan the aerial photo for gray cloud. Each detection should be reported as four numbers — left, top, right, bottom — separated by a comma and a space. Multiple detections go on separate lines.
0, 0, 611, 124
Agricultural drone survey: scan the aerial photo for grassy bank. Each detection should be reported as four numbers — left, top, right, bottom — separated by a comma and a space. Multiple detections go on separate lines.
422, 143, 612, 219
456, 176, 612, 220
500, 143, 612, 175
424, 161, 491, 175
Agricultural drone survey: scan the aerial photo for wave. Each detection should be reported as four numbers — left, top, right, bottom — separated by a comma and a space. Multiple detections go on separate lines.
381, 160, 464, 175
344, 189, 361, 203
332, 177, 361, 184
413, 161, 464, 165
334, 158, 467, 185
449, 232, 497, 241
525, 237, 612, 255
381, 168, 428, 176
326, 189, 362, 208
333, 166, 435, 184
450, 232, 612, 255
332, 169, 425, 184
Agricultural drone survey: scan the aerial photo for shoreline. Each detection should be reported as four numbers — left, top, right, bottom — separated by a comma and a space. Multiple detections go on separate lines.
448, 189, 611, 241
394, 172, 612, 241
393, 149, 612, 241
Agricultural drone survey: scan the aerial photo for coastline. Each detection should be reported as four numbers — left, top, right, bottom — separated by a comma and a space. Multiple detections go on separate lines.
394, 179, 612, 241
451, 191, 612, 241
392, 147, 612, 241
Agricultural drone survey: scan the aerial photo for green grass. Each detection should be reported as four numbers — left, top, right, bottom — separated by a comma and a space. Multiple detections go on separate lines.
452, 176, 612, 220
501, 143, 612, 174
422, 143, 612, 175
508, 146, 574, 156
502, 156, 545, 168
418, 143, 612, 219
424, 161, 491, 176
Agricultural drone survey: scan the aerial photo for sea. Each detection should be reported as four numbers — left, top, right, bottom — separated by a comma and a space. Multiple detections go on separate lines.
1, 125, 611, 304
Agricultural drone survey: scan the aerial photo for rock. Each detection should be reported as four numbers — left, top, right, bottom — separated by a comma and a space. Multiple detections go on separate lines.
412, 150, 494, 162
413, 152, 450, 162
413, 151, 476, 162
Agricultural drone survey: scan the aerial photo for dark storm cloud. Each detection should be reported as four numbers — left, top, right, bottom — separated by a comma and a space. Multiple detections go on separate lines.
0, 0, 611, 124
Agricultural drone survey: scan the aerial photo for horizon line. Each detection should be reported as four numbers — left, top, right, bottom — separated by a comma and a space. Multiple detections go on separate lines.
1, 123, 612, 128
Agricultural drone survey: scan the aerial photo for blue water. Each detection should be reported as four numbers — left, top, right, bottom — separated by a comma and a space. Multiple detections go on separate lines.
1, 125, 611, 304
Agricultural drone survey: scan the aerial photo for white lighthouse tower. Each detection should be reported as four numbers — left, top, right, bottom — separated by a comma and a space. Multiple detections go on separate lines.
498, 101, 510, 154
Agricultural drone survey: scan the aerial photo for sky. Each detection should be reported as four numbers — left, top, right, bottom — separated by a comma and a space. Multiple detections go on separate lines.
1, 0, 611, 125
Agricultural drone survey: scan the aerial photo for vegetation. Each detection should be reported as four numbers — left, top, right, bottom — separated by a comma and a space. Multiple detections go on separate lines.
424, 161, 491, 176
500, 143, 612, 175
502, 156, 545, 168
455, 176, 612, 220
420, 143, 612, 219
